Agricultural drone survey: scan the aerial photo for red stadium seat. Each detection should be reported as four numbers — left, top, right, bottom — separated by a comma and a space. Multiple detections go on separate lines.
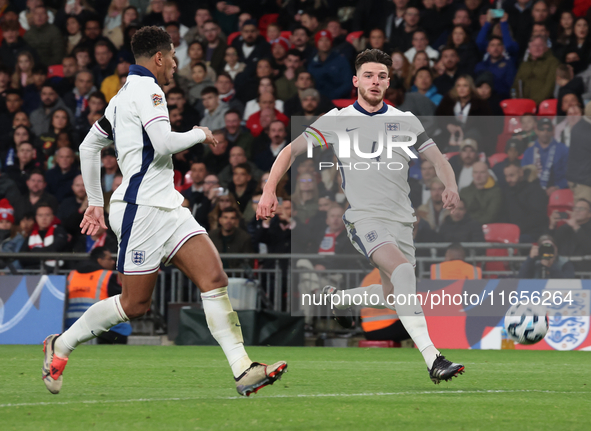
258, 13, 279, 37
227, 31, 240, 45
280, 30, 292, 39
346, 31, 364, 44
500, 99, 537, 116
358, 340, 400, 348
332, 98, 356, 108
47, 64, 63, 78
488, 153, 508, 167
482, 223, 520, 278
547, 188, 574, 217
538, 99, 557, 117
443, 151, 459, 161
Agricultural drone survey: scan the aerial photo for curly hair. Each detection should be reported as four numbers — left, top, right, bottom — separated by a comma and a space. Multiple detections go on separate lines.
355, 48, 393, 72
131, 25, 172, 59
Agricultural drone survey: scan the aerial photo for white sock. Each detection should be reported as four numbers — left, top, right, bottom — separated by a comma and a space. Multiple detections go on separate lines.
55, 295, 128, 358
331, 285, 388, 309
201, 287, 252, 378
389, 263, 439, 368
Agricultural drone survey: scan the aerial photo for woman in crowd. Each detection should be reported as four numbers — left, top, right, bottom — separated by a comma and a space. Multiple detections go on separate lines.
104, 5, 138, 50
11, 52, 35, 90
243, 77, 284, 121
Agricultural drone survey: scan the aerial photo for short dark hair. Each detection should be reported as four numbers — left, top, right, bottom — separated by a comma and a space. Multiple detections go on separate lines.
131, 25, 172, 60
224, 108, 241, 118
489, 36, 503, 45
27, 168, 45, 181
504, 160, 521, 169
286, 48, 303, 59
220, 207, 239, 218
292, 24, 310, 37
192, 61, 206, 72
201, 86, 218, 97
41, 81, 56, 92
446, 243, 466, 259
36, 202, 54, 214
167, 87, 186, 97
5, 88, 22, 98
217, 71, 233, 82
354, 49, 392, 72
33, 65, 47, 75
440, 46, 458, 56
88, 91, 106, 103
233, 162, 251, 175
165, 21, 180, 30
90, 246, 110, 262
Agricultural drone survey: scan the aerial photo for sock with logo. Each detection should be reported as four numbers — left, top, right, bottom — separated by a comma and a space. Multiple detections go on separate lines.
55, 295, 128, 358
389, 263, 439, 368
201, 287, 252, 378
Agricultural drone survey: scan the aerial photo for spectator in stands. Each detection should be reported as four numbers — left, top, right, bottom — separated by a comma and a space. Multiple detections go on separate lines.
199, 86, 228, 131
404, 29, 439, 67
433, 47, 460, 96
475, 72, 505, 117
218, 146, 262, 188
386, 75, 436, 116
555, 104, 582, 148
550, 198, 591, 271
431, 243, 482, 279
411, 158, 437, 207
417, 178, 449, 232
446, 25, 479, 75
274, 49, 302, 102
24, 6, 64, 67
502, 161, 549, 242
292, 171, 318, 223
188, 62, 216, 105
290, 25, 313, 64
11, 51, 35, 91
474, 36, 516, 99
16, 169, 57, 220
254, 120, 287, 172
57, 173, 87, 232
0, 20, 37, 73
103, 173, 122, 215
2, 89, 24, 126
476, 11, 519, 62
214, 72, 244, 116
269, 36, 290, 73
100, 53, 132, 102
202, 130, 229, 174
512, 35, 560, 104
519, 235, 575, 278
246, 94, 288, 139
63, 70, 96, 120
283, 70, 335, 117
54, 55, 79, 97
460, 161, 503, 224
75, 91, 106, 136
222, 46, 245, 80
392, 7, 421, 52
567, 103, 591, 202
223, 109, 254, 158
231, 19, 271, 72
65, 16, 83, 55
29, 82, 73, 136
227, 162, 257, 216
438, 199, 485, 243
161, 2, 188, 38
390, 51, 411, 84
243, 77, 283, 121
37, 108, 78, 166
555, 64, 584, 118
413, 213, 440, 251
100, 146, 119, 192
252, 197, 295, 254
166, 88, 201, 132
521, 118, 569, 195
493, 139, 523, 189
209, 207, 253, 268
512, 113, 537, 150
165, 21, 188, 70
0, 207, 33, 272
208, 190, 242, 231
182, 5, 208, 43
176, 41, 215, 89
436, 75, 494, 155
181, 161, 211, 230
24, 203, 68, 269
91, 40, 116, 88
2, 125, 33, 171
45, 147, 80, 202
410, 67, 442, 106
103, 6, 139, 50
307, 30, 352, 100
4, 141, 38, 194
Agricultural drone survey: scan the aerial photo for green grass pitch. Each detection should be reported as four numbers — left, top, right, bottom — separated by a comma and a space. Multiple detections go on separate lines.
1, 345, 590, 431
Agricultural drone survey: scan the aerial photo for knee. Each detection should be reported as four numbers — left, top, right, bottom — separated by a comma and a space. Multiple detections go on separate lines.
120, 297, 151, 319
201, 270, 228, 292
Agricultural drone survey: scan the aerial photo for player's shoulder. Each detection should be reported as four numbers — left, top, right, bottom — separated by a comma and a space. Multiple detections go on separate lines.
385, 105, 414, 117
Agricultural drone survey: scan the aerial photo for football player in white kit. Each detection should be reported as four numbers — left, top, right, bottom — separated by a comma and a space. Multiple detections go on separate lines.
42, 26, 287, 396
257, 49, 464, 384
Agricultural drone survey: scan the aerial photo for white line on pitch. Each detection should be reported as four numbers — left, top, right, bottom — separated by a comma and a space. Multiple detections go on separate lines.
1, 389, 589, 408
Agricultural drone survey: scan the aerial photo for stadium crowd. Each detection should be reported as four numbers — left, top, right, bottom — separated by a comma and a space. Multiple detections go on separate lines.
0, 0, 590, 276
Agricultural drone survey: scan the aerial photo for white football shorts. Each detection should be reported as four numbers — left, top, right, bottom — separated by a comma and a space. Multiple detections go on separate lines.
109, 201, 207, 275
344, 217, 416, 266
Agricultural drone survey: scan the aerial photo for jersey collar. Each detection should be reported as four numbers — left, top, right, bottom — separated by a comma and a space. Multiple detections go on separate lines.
353, 100, 388, 116
129, 65, 158, 84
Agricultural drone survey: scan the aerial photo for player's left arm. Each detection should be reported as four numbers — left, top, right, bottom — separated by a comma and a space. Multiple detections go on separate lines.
79, 117, 113, 235
422, 145, 460, 212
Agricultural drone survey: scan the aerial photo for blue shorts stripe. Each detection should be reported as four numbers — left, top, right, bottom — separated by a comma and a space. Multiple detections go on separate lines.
343, 215, 369, 260
117, 203, 139, 273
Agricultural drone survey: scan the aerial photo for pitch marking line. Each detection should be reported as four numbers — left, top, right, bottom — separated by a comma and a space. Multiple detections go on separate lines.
1, 389, 589, 408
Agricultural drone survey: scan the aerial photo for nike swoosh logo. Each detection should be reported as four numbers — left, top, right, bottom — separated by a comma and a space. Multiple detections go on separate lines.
414, 311, 423, 315
345, 127, 358, 132
235, 324, 241, 327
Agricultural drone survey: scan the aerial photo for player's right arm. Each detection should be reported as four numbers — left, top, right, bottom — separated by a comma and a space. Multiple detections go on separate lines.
257, 134, 308, 220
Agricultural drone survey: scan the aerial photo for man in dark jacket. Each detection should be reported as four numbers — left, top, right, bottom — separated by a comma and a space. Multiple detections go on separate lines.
307, 30, 352, 100
231, 20, 271, 74
438, 199, 485, 243
23, 6, 64, 67
502, 162, 549, 242
181, 162, 212, 230
0, 20, 38, 71
45, 147, 80, 202
567, 112, 591, 202
519, 235, 575, 279
209, 207, 253, 269
550, 198, 591, 271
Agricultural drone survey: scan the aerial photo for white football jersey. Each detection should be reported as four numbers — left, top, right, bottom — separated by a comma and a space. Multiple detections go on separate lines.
91, 65, 183, 209
308, 101, 436, 224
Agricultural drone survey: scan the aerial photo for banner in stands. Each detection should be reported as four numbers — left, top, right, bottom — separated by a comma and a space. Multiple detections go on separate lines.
0, 275, 66, 345
417, 279, 591, 351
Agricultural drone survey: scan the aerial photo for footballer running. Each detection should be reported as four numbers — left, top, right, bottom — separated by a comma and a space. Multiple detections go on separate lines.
42, 26, 287, 396
257, 48, 465, 384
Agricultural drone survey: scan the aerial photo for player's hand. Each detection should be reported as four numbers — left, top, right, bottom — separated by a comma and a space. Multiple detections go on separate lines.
194, 126, 218, 147
80, 205, 108, 236
442, 188, 460, 212
256, 191, 278, 220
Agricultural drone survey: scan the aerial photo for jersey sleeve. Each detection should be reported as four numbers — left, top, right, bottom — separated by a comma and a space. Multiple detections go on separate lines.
135, 85, 169, 128
305, 109, 339, 148
406, 114, 436, 153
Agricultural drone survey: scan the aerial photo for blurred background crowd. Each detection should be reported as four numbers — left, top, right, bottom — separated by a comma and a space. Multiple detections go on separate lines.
0, 0, 590, 277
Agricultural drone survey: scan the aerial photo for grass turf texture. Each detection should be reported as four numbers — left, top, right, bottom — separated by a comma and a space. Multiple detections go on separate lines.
1, 346, 589, 431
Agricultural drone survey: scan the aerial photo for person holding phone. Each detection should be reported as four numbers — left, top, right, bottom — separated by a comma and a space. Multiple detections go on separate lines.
518, 235, 575, 279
